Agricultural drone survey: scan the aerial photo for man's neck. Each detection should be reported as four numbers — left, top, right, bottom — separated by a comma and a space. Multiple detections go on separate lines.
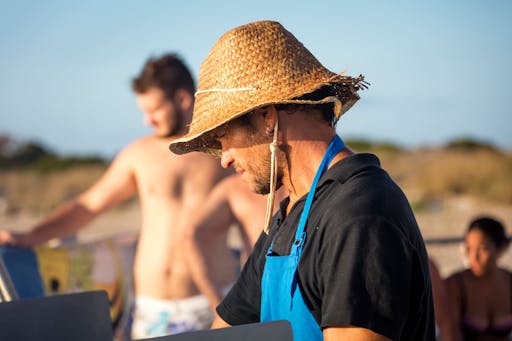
283, 138, 353, 212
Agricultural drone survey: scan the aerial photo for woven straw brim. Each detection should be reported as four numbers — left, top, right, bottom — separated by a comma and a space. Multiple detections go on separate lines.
169, 20, 363, 156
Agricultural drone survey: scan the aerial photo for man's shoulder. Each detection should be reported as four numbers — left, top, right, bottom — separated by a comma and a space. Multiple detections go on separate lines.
113, 135, 211, 173
321, 153, 384, 191
110, 136, 161, 165
326, 153, 403, 200
127, 134, 174, 149
219, 174, 246, 190
215, 175, 259, 203
121, 135, 213, 161
121, 135, 159, 153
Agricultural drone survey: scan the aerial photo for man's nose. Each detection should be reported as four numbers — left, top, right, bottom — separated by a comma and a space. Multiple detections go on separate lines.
143, 113, 153, 126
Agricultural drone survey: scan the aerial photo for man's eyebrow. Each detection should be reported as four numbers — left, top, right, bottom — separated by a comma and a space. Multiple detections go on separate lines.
146, 102, 160, 112
214, 128, 227, 139
206, 127, 224, 140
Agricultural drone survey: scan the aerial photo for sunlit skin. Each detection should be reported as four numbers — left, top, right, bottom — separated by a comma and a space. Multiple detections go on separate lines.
214, 116, 276, 194
184, 174, 287, 312
136, 87, 184, 137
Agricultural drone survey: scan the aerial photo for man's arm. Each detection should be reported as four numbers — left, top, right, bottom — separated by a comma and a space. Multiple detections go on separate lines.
323, 327, 392, 341
0, 147, 137, 247
212, 315, 392, 338
184, 179, 235, 309
211, 315, 231, 329
212, 320, 391, 338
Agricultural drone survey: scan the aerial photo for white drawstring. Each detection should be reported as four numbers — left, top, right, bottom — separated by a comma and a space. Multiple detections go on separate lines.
195, 87, 257, 96
263, 118, 279, 234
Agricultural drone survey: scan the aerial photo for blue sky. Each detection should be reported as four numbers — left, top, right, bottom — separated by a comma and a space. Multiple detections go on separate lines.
0, 1, 511, 158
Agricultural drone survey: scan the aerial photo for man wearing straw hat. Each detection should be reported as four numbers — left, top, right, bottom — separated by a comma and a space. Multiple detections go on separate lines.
170, 21, 435, 341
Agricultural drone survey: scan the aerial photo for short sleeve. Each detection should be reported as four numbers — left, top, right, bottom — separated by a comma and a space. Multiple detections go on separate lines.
317, 215, 413, 339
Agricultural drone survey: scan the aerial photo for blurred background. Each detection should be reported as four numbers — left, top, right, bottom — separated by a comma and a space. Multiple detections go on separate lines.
0, 0, 511, 277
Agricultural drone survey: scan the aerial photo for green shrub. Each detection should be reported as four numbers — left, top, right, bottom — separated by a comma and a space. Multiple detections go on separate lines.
345, 138, 403, 153
0, 137, 106, 171
444, 137, 499, 152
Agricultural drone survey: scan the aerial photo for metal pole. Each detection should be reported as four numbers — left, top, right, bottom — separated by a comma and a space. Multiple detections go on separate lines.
0, 258, 19, 302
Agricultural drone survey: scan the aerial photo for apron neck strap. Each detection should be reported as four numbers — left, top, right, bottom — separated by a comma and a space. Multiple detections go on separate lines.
291, 135, 345, 254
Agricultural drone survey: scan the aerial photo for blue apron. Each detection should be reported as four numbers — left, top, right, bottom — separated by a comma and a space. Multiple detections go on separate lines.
260, 135, 344, 341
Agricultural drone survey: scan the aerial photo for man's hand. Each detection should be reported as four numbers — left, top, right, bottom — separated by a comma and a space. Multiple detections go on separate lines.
0, 230, 32, 248
211, 315, 230, 329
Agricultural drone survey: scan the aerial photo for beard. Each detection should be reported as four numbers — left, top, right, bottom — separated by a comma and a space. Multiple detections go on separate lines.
253, 173, 271, 194
161, 109, 184, 138
253, 175, 283, 195
250, 148, 283, 195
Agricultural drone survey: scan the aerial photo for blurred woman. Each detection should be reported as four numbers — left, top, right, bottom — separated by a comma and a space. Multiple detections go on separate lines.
445, 216, 512, 341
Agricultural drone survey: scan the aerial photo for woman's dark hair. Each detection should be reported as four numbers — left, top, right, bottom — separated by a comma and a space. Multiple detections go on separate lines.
467, 216, 510, 249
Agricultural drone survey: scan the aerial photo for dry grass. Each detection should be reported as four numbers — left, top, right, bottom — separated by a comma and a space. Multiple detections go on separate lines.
0, 164, 107, 215
1, 148, 511, 216
375, 148, 512, 207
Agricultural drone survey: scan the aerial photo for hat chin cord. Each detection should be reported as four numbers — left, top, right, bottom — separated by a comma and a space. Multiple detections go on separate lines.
263, 118, 279, 234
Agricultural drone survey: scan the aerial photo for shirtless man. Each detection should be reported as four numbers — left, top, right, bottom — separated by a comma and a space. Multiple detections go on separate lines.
0, 54, 234, 338
185, 174, 286, 311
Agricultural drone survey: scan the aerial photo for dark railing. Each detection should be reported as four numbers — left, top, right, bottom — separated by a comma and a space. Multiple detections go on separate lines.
424, 236, 512, 245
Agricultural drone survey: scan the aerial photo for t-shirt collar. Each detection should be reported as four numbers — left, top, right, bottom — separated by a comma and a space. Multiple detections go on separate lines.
317, 153, 381, 187
275, 153, 381, 219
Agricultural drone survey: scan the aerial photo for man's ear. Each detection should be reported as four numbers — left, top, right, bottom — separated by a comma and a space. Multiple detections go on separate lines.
174, 89, 194, 112
260, 105, 278, 132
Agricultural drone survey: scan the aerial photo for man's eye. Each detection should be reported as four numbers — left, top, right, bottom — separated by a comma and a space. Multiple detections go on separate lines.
207, 130, 225, 141
213, 128, 227, 140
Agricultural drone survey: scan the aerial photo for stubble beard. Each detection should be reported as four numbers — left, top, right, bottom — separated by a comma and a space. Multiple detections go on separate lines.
253, 175, 270, 195
251, 149, 280, 195
161, 109, 184, 138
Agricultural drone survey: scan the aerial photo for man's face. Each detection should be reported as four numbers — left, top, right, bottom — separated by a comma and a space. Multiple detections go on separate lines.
213, 116, 274, 194
136, 87, 183, 137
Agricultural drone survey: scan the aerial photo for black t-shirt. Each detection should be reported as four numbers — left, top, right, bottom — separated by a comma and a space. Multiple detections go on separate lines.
217, 153, 436, 341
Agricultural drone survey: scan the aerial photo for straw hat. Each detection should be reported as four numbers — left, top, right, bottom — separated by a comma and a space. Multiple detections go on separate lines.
169, 20, 366, 155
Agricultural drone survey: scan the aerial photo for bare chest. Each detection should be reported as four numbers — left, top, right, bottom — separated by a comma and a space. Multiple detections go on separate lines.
134, 152, 186, 200
465, 275, 512, 322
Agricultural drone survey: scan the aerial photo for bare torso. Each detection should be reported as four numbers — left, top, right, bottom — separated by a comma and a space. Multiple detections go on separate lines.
129, 136, 233, 299
446, 268, 512, 341
184, 173, 288, 309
